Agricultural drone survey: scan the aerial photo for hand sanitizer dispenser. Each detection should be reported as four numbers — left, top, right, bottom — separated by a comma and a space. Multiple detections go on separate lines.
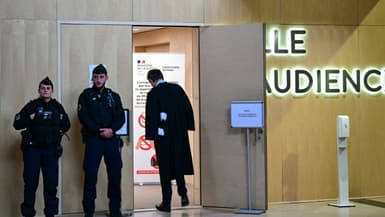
337, 115, 349, 138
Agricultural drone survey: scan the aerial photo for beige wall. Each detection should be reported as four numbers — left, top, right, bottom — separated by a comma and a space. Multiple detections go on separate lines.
0, 19, 58, 216
266, 25, 373, 202
2, 0, 385, 215
133, 0, 204, 23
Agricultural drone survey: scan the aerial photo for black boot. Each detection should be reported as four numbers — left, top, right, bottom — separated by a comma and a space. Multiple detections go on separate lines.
155, 202, 171, 212
181, 195, 189, 207
110, 211, 123, 217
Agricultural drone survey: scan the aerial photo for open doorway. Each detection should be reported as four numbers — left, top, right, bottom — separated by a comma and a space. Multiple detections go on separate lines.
132, 26, 200, 210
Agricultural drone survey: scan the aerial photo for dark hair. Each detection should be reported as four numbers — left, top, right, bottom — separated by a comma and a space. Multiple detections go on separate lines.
92, 64, 107, 75
39, 76, 53, 89
147, 69, 164, 82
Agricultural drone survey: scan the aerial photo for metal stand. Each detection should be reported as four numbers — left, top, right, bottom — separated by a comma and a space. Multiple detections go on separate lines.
234, 128, 265, 215
328, 137, 355, 208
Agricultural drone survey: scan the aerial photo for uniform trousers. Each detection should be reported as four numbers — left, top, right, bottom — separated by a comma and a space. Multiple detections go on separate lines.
82, 136, 122, 215
21, 146, 58, 217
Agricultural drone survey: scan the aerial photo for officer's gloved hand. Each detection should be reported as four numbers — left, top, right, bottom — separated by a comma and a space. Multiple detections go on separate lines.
56, 145, 63, 158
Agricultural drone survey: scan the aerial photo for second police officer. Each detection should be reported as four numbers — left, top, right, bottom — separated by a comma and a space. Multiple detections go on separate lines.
77, 64, 125, 217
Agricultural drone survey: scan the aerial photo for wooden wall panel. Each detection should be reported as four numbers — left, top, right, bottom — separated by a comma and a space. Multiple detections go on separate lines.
266, 25, 366, 202
57, 0, 132, 21
132, 0, 204, 23
204, 0, 382, 25
267, 24, 385, 202
357, 26, 385, 196
281, 0, 358, 25
205, 0, 280, 24
0, 0, 56, 20
359, 0, 385, 25
0, 20, 57, 216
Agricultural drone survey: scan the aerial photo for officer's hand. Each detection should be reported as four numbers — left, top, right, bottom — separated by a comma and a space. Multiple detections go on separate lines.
99, 128, 114, 138
29, 113, 35, 120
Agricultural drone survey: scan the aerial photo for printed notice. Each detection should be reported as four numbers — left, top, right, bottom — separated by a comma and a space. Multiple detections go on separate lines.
231, 101, 264, 128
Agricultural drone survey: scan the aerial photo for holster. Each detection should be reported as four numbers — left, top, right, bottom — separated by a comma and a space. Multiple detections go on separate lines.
118, 136, 124, 148
56, 133, 65, 157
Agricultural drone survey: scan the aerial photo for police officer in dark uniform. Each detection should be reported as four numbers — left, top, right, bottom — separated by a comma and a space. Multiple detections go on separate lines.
13, 77, 71, 217
77, 64, 125, 217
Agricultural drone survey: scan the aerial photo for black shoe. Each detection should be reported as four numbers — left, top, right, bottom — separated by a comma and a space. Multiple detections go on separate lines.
181, 195, 189, 207
84, 214, 93, 217
110, 212, 123, 217
155, 202, 171, 212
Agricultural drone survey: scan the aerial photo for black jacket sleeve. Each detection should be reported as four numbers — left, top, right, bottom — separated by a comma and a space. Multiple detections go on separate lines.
110, 92, 125, 132
183, 90, 195, 131
145, 90, 158, 140
13, 100, 35, 130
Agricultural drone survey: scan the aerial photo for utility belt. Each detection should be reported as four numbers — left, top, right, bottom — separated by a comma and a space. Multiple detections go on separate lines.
20, 129, 61, 148
20, 129, 64, 157
82, 134, 124, 149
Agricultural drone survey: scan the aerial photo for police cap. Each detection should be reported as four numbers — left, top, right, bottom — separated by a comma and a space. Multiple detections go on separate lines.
93, 64, 107, 75
39, 76, 53, 90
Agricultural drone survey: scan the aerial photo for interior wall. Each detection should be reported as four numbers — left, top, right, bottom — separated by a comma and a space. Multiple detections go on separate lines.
132, 0, 204, 23
0, 20, 58, 217
204, 0, 380, 25
57, 0, 133, 20
266, 25, 360, 202
132, 27, 200, 205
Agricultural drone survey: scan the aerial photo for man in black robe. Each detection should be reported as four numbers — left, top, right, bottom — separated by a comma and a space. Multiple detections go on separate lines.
145, 69, 195, 212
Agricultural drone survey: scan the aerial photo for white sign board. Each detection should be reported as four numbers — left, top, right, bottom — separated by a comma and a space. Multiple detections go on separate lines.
231, 101, 264, 128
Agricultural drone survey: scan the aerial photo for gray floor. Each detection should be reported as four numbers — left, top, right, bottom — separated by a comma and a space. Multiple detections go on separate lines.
46, 184, 385, 217
134, 184, 195, 209
54, 200, 385, 217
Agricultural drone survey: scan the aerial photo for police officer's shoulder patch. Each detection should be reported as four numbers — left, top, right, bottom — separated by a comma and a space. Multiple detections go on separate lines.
78, 104, 82, 112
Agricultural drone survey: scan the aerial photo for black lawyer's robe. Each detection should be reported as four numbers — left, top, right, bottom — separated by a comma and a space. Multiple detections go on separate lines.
145, 82, 195, 180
